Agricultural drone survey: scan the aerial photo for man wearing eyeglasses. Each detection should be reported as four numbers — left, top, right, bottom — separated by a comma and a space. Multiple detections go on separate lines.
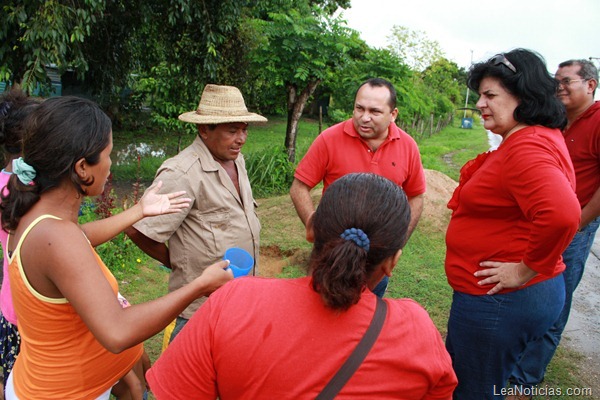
509, 59, 600, 398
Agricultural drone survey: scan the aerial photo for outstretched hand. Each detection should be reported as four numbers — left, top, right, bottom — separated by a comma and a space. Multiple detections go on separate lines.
138, 181, 192, 217
474, 260, 537, 295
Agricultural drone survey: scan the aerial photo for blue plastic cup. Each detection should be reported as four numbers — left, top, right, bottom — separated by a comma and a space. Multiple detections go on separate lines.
223, 247, 254, 278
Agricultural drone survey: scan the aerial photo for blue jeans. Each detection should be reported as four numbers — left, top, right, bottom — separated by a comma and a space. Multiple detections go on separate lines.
446, 275, 565, 400
510, 217, 600, 387
371, 276, 388, 298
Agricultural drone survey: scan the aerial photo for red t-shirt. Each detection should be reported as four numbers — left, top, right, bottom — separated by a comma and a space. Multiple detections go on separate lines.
294, 119, 426, 197
445, 126, 580, 295
147, 277, 457, 399
563, 101, 600, 208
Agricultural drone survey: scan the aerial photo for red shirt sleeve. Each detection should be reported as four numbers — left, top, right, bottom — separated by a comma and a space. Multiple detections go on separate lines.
502, 135, 580, 274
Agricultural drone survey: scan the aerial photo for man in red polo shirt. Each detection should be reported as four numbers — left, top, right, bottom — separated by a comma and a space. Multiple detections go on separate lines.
508, 59, 600, 398
290, 78, 426, 297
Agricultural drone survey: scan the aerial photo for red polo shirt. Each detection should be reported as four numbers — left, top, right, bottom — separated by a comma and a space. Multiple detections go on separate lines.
294, 119, 426, 196
563, 101, 600, 208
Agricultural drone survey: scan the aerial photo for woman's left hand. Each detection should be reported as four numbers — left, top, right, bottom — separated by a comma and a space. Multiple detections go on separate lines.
474, 261, 538, 295
138, 181, 192, 217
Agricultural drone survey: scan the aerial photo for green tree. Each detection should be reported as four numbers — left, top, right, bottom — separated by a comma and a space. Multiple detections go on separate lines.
421, 58, 464, 114
129, 0, 246, 133
1, 1, 247, 107
386, 25, 445, 72
76, 1, 160, 119
327, 45, 463, 139
248, 0, 350, 19
218, 0, 351, 116
247, 7, 357, 162
0, 1, 105, 94
326, 45, 411, 118
154, 0, 244, 84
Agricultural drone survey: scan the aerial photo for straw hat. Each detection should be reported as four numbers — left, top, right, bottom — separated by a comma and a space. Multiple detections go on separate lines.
178, 84, 267, 124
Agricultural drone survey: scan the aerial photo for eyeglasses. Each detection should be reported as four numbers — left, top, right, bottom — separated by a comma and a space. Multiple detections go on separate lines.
556, 78, 588, 86
490, 54, 517, 74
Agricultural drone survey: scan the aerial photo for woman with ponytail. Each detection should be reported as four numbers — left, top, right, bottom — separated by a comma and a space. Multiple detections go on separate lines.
0, 96, 232, 399
147, 172, 457, 399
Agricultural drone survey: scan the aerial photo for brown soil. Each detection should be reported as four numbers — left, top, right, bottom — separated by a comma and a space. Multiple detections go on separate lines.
256, 245, 297, 277
420, 169, 458, 231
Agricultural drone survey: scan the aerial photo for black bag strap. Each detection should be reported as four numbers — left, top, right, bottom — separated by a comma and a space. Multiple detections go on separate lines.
316, 296, 388, 400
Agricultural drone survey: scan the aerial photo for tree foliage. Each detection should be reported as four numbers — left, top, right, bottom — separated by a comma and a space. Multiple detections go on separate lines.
0, 0, 467, 145
247, 0, 349, 19
246, 6, 358, 162
1, 1, 105, 94
386, 25, 445, 72
326, 45, 464, 138
1, 1, 247, 106
326, 46, 411, 117
156, 0, 244, 83
77, 1, 152, 102
421, 58, 465, 113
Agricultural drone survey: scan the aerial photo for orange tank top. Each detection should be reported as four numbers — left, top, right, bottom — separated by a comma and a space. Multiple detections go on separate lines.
8, 215, 143, 399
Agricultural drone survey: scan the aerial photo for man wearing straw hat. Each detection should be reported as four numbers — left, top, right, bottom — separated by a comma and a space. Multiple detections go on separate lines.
127, 84, 266, 342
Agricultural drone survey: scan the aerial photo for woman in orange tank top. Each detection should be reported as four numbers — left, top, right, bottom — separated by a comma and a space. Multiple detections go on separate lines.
0, 96, 233, 399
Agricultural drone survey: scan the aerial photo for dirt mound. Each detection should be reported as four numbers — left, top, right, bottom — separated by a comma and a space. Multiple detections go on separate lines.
421, 169, 458, 231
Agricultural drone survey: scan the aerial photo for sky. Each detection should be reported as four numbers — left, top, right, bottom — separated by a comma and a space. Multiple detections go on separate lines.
340, 0, 600, 74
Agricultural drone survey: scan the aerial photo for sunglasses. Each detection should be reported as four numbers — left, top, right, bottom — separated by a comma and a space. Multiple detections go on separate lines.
490, 54, 517, 74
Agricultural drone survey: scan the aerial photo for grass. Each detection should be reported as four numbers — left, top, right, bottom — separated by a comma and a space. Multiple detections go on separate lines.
388, 219, 452, 329
417, 120, 490, 181
112, 116, 597, 400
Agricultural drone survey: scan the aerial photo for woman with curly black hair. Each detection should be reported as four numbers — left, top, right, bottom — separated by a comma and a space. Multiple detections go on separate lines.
444, 49, 581, 399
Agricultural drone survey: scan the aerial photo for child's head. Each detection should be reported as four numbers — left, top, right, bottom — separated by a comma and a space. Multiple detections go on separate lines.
0, 88, 41, 165
309, 173, 411, 310
1, 96, 112, 231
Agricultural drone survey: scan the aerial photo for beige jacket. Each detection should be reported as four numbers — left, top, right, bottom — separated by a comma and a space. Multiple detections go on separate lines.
134, 136, 260, 318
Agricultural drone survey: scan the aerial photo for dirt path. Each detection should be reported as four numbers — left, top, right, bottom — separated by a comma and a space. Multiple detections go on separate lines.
563, 231, 600, 398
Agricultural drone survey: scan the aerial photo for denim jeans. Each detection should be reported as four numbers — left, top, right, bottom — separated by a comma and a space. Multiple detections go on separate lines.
371, 275, 389, 298
446, 275, 565, 400
510, 217, 600, 387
